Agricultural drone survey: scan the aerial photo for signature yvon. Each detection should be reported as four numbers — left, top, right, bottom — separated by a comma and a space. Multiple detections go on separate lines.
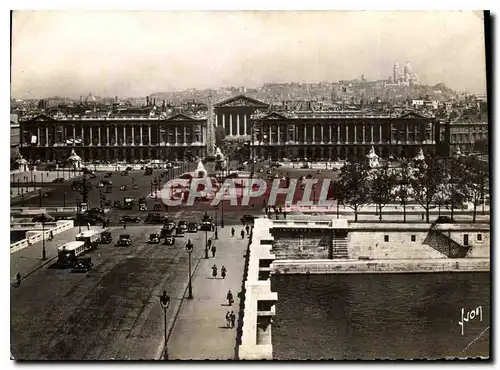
458, 306, 483, 336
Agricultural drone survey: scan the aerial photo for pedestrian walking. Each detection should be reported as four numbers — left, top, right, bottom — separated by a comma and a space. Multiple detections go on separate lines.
241, 229, 245, 239
87, 222, 91, 230
231, 227, 235, 237
49, 231, 54, 241
225, 311, 231, 328
16, 272, 22, 287
211, 264, 218, 279
245, 225, 249, 234
226, 289, 234, 306
123, 221, 127, 230
211, 244, 216, 258
221, 265, 227, 279
230, 311, 236, 329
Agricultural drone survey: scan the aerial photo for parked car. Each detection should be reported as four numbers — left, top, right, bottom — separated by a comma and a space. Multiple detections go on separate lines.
163, 235, 175, 245
178, 221, 188, 231
187, 222, 198, 232
435, 216, 453, 224
164, 220, 176, 231
119, 216, 141, 223
72, 262, 91, 273
160, 226, 173, 239
52, 177, 65, 183
176, 226, 185, 236
148, 234, 160, 244
116, 234, 132, 246
99, 231, 112, 244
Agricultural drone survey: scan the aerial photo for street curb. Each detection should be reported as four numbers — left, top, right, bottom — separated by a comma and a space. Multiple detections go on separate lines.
13, 255, 58, 286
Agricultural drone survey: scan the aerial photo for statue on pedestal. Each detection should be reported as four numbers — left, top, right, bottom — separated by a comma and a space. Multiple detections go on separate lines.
195, 159, 207, 178
366, 146, 380, 168
68, 149, 82, 169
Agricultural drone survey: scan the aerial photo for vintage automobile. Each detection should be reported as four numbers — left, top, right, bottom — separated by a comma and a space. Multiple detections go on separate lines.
52, 177, 65, 183
119, 216, 141, 224
241, 214, 256, 225
99, 231, 113, 244
139, 203, 148, 211
187, 222, 198, 233
148, 234, 160, 244
163, 235, 175, 245
120, 185, 127, 191
116, 234, 132, 246
176, 226, 185, 236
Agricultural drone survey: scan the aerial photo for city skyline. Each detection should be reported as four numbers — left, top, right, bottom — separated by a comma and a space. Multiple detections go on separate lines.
11, 11, 487, 99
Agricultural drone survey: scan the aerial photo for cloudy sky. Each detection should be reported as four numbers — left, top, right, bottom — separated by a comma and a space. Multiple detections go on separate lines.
11, 11, 487, 99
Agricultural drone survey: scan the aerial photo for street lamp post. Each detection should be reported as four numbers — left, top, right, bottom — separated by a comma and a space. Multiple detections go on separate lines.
21, 188, 24, 206
204, 229, 209, 259
41, 214, 47, 260
159, 290, 171, 360
221, 200, 224, 228
77, 199, 82, 233
39, 188, 42, 207
17, 179, 20, 195
214, 206, 219, 240
185, 239, 194, 299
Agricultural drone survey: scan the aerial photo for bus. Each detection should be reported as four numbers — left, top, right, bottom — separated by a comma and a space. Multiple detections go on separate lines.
57, 241, 86, 267
75, 230, 100, 251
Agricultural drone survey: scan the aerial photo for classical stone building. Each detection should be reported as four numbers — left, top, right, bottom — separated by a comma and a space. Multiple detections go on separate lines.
214, 95, 269, 137
19, 113, 207, 162
250, 110, 441, 161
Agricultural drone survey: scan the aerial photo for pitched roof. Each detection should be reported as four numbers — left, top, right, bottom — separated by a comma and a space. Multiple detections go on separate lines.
214, 94, 269, 108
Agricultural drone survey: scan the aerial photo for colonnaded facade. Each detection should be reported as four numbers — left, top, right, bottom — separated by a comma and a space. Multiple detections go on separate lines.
19, 94, 445, 163
19, 113, 207, 162
250, 110, 441, 161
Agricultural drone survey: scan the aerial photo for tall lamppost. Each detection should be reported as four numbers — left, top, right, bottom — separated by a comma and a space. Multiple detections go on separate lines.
77, 198, 82, 233
159, 290, 171, 360
40, 213, 48, 260
185, 239, 194, 299
221, 200, 225, 228
39, 188, 42, 207
214, 206, 219, 240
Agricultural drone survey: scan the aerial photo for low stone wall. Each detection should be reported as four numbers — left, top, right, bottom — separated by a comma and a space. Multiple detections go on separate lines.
271, 258, 490, 274
10, 220, 74, 254
239, 218, 278, 360
11, 207, 78, 215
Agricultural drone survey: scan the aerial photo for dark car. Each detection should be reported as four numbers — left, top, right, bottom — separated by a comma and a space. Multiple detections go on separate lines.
72, 262, 91, 273
148, 234, 160, 244
126, 166, 133, 171
176, 226, 185, 236
120, 185, 127, 191
241, 214, 255, 225
435, 216, 453, 224
187, 222, 198, 232
200, 221, 213, 232
119, 216, 141, 223
101, 179, 112, 186
52, 177, 65, 183
163, 235, 175, 245
164, 220, 176, 231
99, 231, 112, 244
160, 226, 173, 239
117, 234, 132, 246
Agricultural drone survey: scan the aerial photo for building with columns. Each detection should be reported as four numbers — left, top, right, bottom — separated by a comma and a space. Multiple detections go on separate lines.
19, 112, 207, 163
214, 95, 269, 137
250, 110, 441, 161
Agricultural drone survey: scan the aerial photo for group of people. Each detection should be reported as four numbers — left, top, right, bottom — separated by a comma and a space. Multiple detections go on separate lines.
231, 225, 251, 240
211, 264, 227, 279
225, 311, 236, 329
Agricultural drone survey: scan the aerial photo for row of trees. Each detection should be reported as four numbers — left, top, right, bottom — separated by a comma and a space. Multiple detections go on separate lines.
336, 157, 489, 223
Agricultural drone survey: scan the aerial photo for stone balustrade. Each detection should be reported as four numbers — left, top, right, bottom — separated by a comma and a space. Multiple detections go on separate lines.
239, 218, 278, 360
10, 220, 74, 254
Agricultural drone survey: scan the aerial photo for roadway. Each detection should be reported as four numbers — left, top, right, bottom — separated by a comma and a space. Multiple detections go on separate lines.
11, 225, 207, 360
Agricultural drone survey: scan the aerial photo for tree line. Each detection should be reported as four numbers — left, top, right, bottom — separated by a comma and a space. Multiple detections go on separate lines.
335, 157, 489, 223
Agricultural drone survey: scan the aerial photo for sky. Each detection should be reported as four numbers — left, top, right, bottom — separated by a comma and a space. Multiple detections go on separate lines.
11, 10, 488, 99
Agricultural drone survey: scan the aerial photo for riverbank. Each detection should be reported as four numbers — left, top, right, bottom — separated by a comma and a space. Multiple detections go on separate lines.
271, 258, 490, 274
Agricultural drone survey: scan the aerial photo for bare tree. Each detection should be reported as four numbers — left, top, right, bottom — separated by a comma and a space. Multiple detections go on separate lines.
410, 157, 446, 223
337, 160, 370, 222
369, 166, 397, 221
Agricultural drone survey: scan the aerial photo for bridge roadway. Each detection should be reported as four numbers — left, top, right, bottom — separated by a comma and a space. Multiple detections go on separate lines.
11, 225, 209, 360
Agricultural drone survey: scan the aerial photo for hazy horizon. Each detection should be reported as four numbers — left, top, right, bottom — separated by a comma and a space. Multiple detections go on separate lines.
11, 11, 488, 100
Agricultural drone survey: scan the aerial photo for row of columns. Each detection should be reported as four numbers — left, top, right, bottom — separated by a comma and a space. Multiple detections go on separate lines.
217, 113, 249, 136
254, 123, 434, 145
31, 124, 203, 147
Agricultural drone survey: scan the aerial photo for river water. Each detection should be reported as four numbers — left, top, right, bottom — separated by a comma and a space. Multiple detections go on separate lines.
271, 273, 490, 360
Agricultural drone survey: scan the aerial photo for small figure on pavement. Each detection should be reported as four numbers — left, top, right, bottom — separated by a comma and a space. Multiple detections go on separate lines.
87, 222, 91, 230
241, 229, 245, 240
225, 311, 231, 328
16, 272, 22, 287
211, 244, 216, 258
230, 311, 236, 328
211, 264, 218, 279
226, 289, 234, 306
221, 265, 227, 279
123, 221, 127, 230
49, 231, 54, 241
245, 225, 249, 234
231, 227, 235, 237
